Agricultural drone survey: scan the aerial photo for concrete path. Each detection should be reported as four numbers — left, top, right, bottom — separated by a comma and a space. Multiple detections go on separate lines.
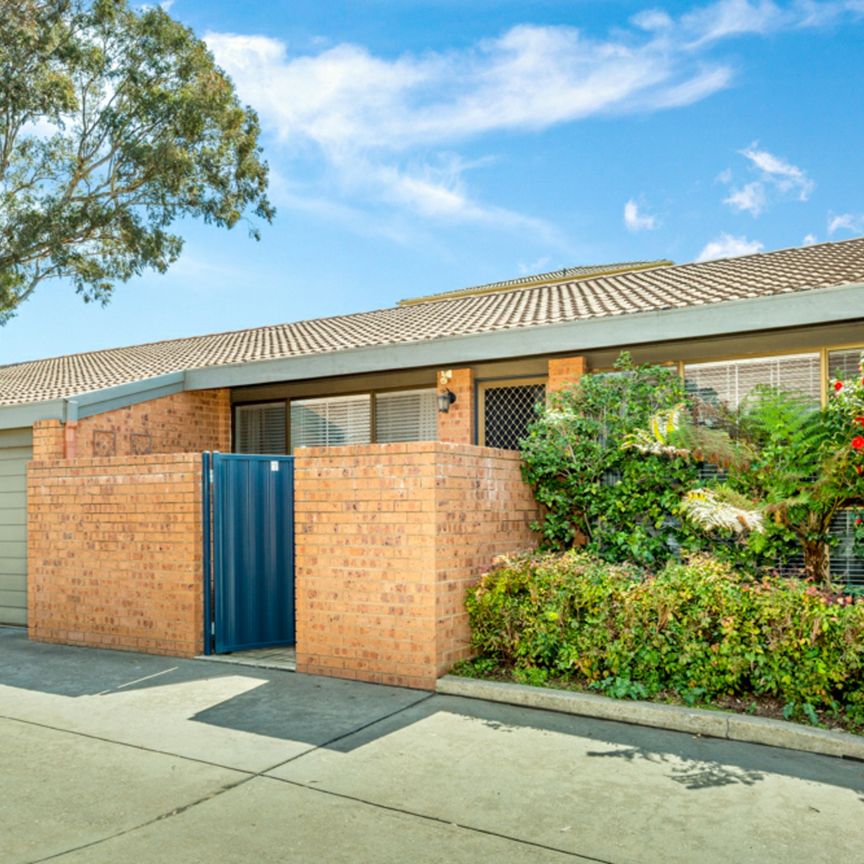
1, 628, 862, 864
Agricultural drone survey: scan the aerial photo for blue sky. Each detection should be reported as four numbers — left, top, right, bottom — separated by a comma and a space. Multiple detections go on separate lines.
2, 0, 863, 364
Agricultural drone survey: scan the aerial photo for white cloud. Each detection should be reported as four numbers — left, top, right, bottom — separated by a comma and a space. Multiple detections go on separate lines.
518, 256, 552, 275
624, 199, 658, 231
206, 24, 736, 154
205, 1, 861, 242
631, 9, 674, 31
723, 181, 767, 215
206, 15, 741, 238
696, 233, 764, 262
802, 233, 818, 245
722, 142, 813, 217
827, 212, 864, 235
682, 0, 785, 47
740, 143, 814, 200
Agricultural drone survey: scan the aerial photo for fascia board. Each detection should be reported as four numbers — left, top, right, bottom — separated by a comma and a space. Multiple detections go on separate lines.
0, 371, 185, 428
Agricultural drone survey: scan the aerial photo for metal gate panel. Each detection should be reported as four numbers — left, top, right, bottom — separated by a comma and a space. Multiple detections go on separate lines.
203, 452, 295, 654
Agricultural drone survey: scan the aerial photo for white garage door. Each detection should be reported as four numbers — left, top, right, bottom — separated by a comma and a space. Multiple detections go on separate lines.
0, 429, 32, 626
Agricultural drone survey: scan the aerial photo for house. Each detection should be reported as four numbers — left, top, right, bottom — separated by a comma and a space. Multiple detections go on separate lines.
1, 238, 862, 689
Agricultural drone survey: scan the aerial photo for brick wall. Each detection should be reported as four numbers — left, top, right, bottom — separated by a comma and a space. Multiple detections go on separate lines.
32, 389, 231, 461
437, 368, 475, 444
433, 447, 540, 673
27, 453, 203, 656
294, 442, 538, 689
547, 356, 587, 392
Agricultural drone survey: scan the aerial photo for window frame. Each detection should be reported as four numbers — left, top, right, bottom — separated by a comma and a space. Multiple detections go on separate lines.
476, 375, 547, 449
232, 385, 440, 454
233, 400, 289, 454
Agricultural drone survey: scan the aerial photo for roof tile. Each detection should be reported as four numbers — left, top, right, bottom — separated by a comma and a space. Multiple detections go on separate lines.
1, 238, 863, 407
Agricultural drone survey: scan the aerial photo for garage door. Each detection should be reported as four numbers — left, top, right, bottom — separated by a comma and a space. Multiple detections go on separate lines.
0, 429, 32, 626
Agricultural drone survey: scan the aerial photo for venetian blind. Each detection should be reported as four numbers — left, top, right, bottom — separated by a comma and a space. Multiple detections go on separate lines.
235, 403, 287, 454
290, 395, 371, 450
374, 389, 438, 443
684, 353, 821, 410
828, 347, 864, 381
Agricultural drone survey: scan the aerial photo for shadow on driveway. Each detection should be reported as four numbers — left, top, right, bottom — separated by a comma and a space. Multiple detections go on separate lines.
2, 627, 863, 799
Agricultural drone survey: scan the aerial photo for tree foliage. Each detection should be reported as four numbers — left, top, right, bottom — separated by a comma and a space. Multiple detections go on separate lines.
0, 0, 274, 321
521, 353, 864, 583
722, 374, 864, 583
630, 365, 864, 584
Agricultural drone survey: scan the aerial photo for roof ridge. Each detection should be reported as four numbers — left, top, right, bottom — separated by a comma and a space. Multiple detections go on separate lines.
397, 259, 674, 306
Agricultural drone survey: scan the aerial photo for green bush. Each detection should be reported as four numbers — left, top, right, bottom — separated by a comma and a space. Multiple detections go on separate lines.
466, 551, 864, 725
519, 354, 702, 566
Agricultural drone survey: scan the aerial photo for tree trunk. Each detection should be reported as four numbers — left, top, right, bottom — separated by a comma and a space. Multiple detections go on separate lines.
802, 538, 831, 586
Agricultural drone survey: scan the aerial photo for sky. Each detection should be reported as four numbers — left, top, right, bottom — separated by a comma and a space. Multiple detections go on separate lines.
1, 0, 863, 365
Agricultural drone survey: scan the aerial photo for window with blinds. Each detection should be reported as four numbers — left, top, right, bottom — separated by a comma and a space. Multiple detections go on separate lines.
235, 403, 287, 454
290, 395, 371, 450
828, 347, 864, 381
684, 353, 821, 411
375, 389, 438, 443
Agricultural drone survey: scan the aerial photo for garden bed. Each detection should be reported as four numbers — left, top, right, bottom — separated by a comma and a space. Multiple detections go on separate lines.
458, 551, 864, 736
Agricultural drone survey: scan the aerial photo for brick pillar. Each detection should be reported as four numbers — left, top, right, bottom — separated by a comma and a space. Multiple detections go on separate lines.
437, 368, 474, 444
32, 420, 65, 460
548, 356, 587, 393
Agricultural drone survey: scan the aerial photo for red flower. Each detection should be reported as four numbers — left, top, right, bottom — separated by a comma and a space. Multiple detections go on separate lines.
856, 417, 864, 427
853, 436, 864, 450
857, 465, 864, 476
834, 380, 844, 392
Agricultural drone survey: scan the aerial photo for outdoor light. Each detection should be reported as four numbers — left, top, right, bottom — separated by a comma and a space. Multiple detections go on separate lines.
437, 389, 457, 413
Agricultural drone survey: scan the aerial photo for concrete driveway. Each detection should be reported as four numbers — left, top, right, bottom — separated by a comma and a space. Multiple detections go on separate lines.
1, 627, 862, 864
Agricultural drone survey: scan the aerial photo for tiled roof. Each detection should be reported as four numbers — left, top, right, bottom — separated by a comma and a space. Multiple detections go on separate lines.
397, 260, 672, 305
1, 237, 863, 407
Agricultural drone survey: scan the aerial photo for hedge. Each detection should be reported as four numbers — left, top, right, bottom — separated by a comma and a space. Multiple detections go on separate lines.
465, 552, 864, 725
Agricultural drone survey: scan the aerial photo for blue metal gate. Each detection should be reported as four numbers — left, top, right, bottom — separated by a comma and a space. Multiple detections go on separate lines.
202, 452, 295, 654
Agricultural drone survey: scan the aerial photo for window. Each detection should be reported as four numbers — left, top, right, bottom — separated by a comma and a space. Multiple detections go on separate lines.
684, 353, 821, 411
828, 347, 864, 381
290, 395, 371, 450
479, 380, 546, 450
778, 510, 864, 588
235, 403, 287, 454
375, 389, 437, 443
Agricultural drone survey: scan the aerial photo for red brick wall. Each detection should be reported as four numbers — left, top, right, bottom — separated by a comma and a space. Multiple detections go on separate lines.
294, 442, 538, 689
437, 369, 475, 444
433, 446, 540, 672
32, 420, 65, 461
32, 389, 231, 461
547, 356, 587, 392
27, 453, 203, 656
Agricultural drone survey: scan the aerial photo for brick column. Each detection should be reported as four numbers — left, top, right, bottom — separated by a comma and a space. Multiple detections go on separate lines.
547, 356, 587, 393
32, 420, 65, 460
294, 442, 539, 689
437, 368, 474, 444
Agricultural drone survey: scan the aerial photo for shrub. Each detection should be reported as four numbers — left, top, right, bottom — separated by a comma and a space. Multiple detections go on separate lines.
466, 551, 864, 723
519, 354, 702, 566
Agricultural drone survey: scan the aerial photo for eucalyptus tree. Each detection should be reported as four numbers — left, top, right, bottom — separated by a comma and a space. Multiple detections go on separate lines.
0, 0, 273, 321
